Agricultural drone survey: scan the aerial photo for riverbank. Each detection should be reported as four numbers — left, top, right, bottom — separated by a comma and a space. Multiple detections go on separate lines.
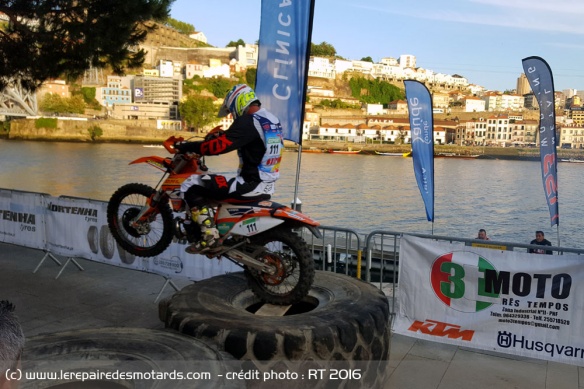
288, 141, 584, 161
4, 118, 583, 161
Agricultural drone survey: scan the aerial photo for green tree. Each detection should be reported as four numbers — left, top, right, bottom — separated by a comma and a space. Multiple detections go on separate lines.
310, 41, 336, 57
245, 68, 257, 88
79, 87, 102, 109
205, 77, 233, 99
165, 17, 194, 34
87, 125, 103, 141
0, 0, 173, 91
40, 94, 86, 114
348, 77, 404, 105
360, 56, 374, 63
226, 39, 245, 48
179, 94, 216, 130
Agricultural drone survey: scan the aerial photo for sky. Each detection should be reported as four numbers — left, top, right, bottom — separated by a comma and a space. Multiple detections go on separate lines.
170, 0, 584, 93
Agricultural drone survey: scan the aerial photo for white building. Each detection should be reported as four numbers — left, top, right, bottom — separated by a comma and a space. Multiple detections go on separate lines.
235, 44, 259, 68
399, 54, 416, 68
500, 94, 524, 111
185, 62, 204, 79
189, 31, 207, 44
464, 96, 486, 112
486, 115, 512, 145
308, 57, 335, 79
158, 60, 174, 78
366, 103, 384, 115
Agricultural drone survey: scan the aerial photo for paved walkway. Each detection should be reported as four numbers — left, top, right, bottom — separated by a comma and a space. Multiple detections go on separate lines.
2, 243, 583, 388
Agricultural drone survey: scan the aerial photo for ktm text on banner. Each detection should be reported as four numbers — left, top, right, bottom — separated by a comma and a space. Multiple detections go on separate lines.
394, 235, 584, 366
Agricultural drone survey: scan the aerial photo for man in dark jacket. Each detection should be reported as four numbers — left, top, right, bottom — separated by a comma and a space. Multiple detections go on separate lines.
529, 231, 553, 255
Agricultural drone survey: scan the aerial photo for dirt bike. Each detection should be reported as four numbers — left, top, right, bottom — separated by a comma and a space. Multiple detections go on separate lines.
106, 136, 320, 305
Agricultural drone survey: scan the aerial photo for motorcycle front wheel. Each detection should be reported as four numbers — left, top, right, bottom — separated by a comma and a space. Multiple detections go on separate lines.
244, 228, 315, 305
107, 183, 174, 257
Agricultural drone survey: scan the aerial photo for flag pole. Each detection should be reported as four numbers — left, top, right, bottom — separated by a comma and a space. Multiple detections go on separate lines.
292, 0, 316, 211
292, 145, 303, 210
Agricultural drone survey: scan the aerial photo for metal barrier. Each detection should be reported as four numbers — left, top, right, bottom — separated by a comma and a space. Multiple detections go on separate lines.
301, 225, 362, 277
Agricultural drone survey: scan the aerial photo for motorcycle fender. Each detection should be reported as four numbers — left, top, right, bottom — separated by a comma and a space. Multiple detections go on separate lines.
273, 207, 320, 226
228, 216, 284, 237
129, 156, 168, 172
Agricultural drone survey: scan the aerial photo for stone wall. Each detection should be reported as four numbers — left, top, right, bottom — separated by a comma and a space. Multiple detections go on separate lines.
8, 118, 188, 143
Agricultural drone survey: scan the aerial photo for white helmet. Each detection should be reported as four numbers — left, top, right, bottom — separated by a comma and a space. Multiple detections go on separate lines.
218, 84, 259, 120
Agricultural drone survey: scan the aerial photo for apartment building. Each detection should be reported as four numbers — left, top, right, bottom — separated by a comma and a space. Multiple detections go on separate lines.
560, 125, 584, 148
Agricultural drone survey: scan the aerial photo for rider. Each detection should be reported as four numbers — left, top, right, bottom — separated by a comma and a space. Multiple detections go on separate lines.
175, 84, 284, 254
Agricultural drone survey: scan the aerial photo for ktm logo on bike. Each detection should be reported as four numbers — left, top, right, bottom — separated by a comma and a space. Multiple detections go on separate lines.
408, 319, 475, 341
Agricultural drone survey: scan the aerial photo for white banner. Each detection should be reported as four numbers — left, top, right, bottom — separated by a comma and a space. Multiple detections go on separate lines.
394, 235, 584, 366
43, 195, 239, 280
0, 189, 46, 249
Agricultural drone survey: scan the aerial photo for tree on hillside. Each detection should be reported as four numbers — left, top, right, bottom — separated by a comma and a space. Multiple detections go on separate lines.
205, 77, 233, 98
165, 17, 194, 34
360, 56, 373, 63
40, 94, 86, 114
226, 39, 245, 48
0, 0, 173, 91
245, 68, 257, 88
311, 41, 336, 57
349, 77, 404, 105
179, 94, 217, 131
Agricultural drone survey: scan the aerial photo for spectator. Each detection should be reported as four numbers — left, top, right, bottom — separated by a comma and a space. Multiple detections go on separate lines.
529, 231, 553, 255
0, 300, 24, 389
476, 229, 490, 240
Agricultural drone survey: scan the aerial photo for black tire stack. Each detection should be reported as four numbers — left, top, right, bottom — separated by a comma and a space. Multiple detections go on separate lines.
160, 271, 391, 388
21, 328, 244, 389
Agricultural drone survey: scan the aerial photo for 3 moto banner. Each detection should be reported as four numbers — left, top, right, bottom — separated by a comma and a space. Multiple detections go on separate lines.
394, 234, 584, 366
0, 189, 239, 280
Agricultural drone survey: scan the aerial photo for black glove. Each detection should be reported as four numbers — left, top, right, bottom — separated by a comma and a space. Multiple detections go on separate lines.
174, 141, 202, 154
174, 141, 190, 153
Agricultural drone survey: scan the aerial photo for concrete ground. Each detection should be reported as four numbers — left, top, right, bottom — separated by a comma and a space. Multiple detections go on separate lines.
2, 242, 583, 388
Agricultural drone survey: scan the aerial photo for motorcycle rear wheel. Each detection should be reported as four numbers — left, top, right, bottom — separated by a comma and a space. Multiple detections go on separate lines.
244, 228, 315, 305
107, 183, 174, 257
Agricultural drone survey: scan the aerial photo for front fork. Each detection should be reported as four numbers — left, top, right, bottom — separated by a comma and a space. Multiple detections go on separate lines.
131, 191, 164, 227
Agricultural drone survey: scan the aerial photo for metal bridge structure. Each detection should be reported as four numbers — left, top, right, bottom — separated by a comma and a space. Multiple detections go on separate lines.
0, 81, 38, 117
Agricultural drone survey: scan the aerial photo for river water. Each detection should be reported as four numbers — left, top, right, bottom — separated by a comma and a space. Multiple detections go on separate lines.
1, 139, 583, 248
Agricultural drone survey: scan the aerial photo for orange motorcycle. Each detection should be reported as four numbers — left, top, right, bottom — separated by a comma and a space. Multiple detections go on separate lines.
107, 136, 320, 305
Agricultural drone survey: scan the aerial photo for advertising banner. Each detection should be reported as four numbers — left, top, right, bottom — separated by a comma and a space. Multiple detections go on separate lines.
394, 235, 584, 365
255, 0, 315, 144
404, 80, 435, 221
44, 195, 239, 279
0, 189, 46, 249
522, 56, 558, 226
45, 196, 105, 258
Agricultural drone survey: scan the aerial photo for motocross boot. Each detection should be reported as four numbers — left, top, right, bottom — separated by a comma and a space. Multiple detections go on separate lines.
185, 206, 219, 254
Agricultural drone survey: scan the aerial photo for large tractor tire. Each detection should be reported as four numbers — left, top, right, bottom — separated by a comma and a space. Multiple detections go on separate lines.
160, 271, 391, 389
21, 327, 244, 389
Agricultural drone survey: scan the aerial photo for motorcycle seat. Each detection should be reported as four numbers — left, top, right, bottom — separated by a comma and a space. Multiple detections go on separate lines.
224, 193, 271, 204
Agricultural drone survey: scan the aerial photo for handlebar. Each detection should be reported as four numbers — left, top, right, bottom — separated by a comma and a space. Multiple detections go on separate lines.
163, 136, 184, 154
